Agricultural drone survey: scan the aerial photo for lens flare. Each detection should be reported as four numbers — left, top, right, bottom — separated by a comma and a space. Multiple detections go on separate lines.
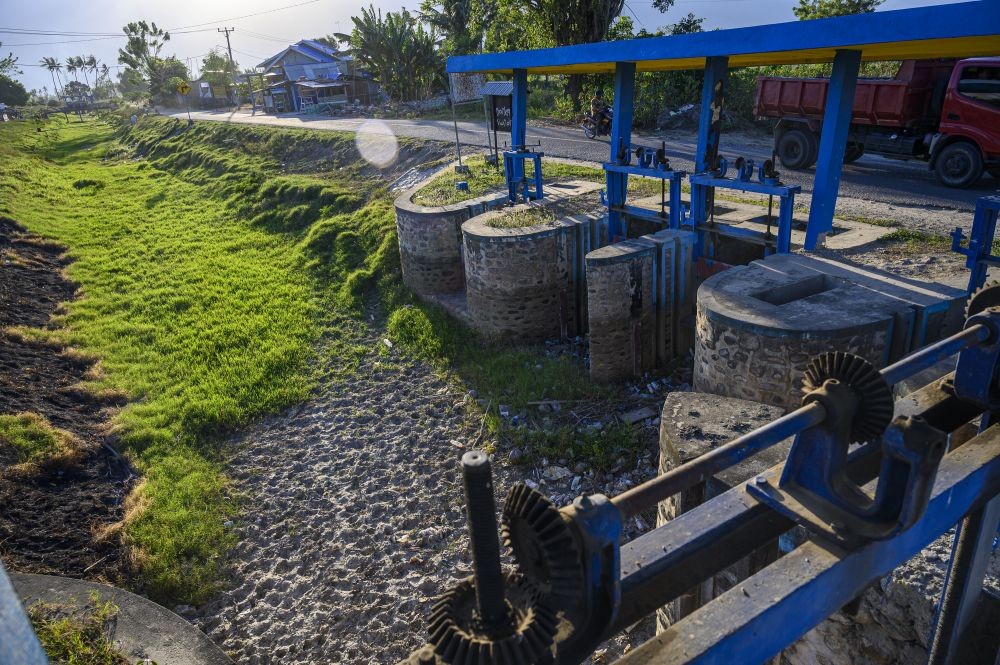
354, 119, 399, 169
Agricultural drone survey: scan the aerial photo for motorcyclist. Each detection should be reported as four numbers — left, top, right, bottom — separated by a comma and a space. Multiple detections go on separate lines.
590, 90, 610, 132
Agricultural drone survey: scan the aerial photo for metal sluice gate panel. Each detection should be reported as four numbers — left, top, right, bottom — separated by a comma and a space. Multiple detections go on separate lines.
399, 285, 1000, 665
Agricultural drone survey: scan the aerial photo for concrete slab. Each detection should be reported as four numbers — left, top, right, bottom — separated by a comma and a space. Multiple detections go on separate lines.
12, 573, 231, 665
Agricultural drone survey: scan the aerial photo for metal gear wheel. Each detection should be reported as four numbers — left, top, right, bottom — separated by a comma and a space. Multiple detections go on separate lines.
427, 572, 557, 665
501, 483, 582, 605
965, 281, 1000, 320
802, 351, 893, 443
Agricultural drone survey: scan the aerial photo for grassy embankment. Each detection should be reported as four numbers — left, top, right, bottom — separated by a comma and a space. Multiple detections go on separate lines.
0, 115, 642, 606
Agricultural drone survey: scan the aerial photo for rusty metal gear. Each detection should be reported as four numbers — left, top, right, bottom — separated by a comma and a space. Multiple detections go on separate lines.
427, 572, 557, 665
501, 483, 582, 605
965, 281, 1000, 320
802, 351, 893, 443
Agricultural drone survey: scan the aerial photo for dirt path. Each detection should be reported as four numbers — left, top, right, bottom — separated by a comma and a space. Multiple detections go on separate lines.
195, 327, 494, 663
0, 218, 131, 583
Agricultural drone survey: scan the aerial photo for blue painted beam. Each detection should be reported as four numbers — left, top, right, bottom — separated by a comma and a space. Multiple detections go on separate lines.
445, 2, 1000, 74
691, 56, 728, 230
805, 49, 861, 250
607, 61, 635, 241
507, 68, 528, 191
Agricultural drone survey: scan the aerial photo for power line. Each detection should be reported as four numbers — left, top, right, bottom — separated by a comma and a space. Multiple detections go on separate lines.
4, 27, 218, 47
168, 0, 326, 31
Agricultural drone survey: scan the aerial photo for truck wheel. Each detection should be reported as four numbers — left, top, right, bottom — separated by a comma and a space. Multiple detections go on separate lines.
934, 142, 983, 188
777, 129, 814, 170
844, 143, 864, 163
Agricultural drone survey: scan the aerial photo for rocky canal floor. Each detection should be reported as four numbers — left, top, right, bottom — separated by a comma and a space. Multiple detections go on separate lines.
194, 319, 665, 664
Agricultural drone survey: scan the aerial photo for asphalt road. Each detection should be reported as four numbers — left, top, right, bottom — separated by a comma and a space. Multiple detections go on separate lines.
166, 108, 999, 222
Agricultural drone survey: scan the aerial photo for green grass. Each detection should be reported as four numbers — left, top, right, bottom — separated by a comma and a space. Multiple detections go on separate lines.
28, 594, 130, 665
411, 153, 662, 207
486, 206, 559, 229
0, 115, 400, 603
0, 412, 81, 470
0, 113, 646, 608
879, 228, 951, 250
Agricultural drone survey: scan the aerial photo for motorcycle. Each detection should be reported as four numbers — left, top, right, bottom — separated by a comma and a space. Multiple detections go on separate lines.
581, 107, 613, 139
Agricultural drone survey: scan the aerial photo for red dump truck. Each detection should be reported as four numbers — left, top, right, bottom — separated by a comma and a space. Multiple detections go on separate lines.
753, 58, 1000, 187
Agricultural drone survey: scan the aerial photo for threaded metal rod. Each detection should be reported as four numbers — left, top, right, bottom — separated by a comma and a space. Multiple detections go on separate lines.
461, 450, 509, 630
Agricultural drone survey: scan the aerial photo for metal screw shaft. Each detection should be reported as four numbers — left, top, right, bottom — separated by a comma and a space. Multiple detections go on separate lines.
460, 450, 510, 631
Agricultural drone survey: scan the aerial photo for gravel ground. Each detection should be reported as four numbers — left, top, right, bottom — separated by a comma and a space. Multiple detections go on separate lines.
193, 317, 667, 663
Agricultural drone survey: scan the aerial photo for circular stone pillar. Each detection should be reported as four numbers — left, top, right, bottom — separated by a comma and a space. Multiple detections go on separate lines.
394, 186, 506, 296
462, 213, 580, 341
585, 239, 656, 383
694, 261, 905, 410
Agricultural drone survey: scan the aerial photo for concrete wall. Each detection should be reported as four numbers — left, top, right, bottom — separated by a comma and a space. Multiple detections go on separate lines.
691, 254, 968, 410
586, 239, 657, 383
462, 213, 594, 342
394, 186, 507, 296
654, 392, 789, 632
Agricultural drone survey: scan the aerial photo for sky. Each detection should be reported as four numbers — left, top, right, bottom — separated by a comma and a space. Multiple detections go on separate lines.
3, 0, 970, 93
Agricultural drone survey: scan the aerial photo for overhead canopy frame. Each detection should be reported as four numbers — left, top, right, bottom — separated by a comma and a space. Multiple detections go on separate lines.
446, 2, 1000, 76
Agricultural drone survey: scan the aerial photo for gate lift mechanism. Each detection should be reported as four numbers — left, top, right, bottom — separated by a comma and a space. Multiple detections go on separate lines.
689, 155, 801, 257
401, 284, 1000, 665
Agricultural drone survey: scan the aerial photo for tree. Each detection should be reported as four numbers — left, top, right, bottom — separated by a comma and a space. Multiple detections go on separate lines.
63, 80, 91, 98
337, 6, 443, 102
522, 0, 626, 108
201, 49, 237, 88
0, 43, 20, 77
667, 12, 704, 34
118, 21, 186, 100
793, 0, 883, 19
66, 56, 81, 82
85, 55, 98, 87
481, 0, 554, 53
118, 68, 149, 101
40, 57, 64, 96
419, 0, 477, 55
0, 74, 29, 105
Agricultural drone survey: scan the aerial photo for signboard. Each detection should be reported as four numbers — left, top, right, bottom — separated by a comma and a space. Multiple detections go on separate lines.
177, 82, 192, 95
449, 72, 486, 104
490, 95, 512, 133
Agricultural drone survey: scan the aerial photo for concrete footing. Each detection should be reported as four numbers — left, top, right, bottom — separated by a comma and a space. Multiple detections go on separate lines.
12, 573, 231, 664
654, 392, 790, 632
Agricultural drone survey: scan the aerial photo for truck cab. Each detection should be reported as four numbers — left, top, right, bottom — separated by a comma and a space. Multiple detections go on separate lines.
932, 57, 1000, 186
756, 57, 1000, 188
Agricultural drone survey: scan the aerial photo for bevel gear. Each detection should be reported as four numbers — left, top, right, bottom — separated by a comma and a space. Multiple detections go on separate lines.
802, 351, 893, 443
501, 483, 582, 605
427, 572, 557, 665
965, 281, 1000, 320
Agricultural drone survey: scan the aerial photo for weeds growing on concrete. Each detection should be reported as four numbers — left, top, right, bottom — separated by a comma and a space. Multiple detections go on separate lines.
28, 593, 129, 665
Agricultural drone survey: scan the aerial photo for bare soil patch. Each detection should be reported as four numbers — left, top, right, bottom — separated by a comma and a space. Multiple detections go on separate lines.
0, 217, 132, 583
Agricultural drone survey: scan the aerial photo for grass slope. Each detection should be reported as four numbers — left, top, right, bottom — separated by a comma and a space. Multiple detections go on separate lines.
0, 412, 81, 471
0, 116, 392, 603
0, 114, 644, 606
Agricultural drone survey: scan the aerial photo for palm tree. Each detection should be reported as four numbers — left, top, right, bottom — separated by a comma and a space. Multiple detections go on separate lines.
99, 63, 113, 96
85, 55, 97, 87
40, 57, 64, 96
66, 56, 83, 83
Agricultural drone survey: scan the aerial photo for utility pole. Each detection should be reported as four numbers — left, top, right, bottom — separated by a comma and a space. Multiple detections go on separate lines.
218, 27, 239, 108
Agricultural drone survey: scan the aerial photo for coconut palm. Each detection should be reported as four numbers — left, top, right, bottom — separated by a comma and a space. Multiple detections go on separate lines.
65, 56, 80, 82
85, 55, 98, 87
39, 57, 64, 96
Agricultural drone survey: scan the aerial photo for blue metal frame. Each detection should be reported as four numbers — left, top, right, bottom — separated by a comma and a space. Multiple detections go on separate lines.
509, 69, 528, 188
805, 49, 862, 250
503, 150, 544, 203
951, 195, 1000, 294
691, 57, 729, 231
445, 2, 1000, 74
689, 174, 801, 255
606, 62, 636, 241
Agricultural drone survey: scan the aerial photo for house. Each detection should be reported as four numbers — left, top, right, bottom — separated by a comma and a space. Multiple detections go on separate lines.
179, 77, 231, 109
254, 39, 379, 113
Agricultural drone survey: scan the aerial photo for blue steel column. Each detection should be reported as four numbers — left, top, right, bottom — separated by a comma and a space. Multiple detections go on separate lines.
805, 49, 861, 250
692, 56, 729, 229
607, 61, 635, 241
510, 68, 528, 190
